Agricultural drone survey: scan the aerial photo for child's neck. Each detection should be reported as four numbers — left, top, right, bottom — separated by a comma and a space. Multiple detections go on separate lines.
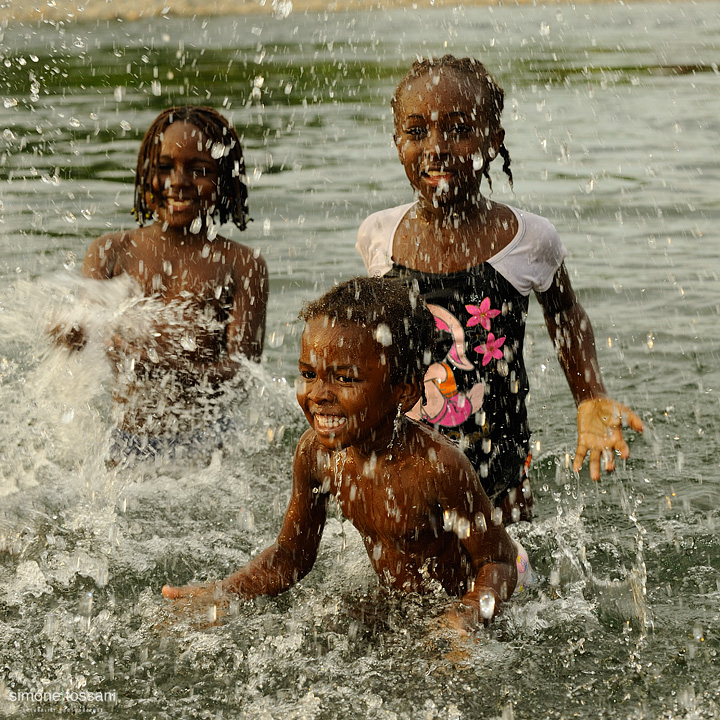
348, 417, 407, 467
416, 192, 491, 228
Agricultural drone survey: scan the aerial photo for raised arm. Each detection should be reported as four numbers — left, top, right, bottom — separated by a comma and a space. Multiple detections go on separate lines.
162, 431, 328, 601
536, 263, 643, 480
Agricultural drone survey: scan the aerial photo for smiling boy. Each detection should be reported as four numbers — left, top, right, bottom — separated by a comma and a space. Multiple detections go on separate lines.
163, 277, 518, 627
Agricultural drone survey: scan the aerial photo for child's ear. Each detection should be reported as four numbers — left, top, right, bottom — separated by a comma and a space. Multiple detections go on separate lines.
393, 382, 421, 414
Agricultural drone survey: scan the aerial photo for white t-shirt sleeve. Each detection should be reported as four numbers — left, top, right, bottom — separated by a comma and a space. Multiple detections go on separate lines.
356, 203, 415, 276
488, 207, 567, 295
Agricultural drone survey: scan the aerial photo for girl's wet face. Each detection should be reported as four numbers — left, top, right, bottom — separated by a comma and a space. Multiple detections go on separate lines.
296, 317, 404, 453
393, 69, 498, 211
149, 121, 219, 231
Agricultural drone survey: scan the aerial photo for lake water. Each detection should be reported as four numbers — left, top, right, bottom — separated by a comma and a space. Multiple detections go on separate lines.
1, 2, 719, 718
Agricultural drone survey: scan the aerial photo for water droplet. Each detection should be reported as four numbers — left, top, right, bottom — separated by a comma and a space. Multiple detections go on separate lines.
479, 592, 495, 619
114, 87, 125, 102
64, 211, 77, 224
3, 98, 18, 108
238, 508, 255, 531
189, 216, 202, 234
119, 120, 131, 131
151, 80, 162, 97
180, 334, 197, 352
210, 142, 225, 159
80, 208, 92, 221
374, 323, 392, 347
3, 129, 16, 142
61, 408, 74, 423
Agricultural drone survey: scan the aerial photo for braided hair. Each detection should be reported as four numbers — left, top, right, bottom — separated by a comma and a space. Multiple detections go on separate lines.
132, 105, 250, 230
392, 55, 513, 189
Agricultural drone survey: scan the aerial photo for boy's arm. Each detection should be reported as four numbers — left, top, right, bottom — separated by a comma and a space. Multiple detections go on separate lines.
536, 263, 643, 480
438, 451, 517, 624
162, 431, 327, 601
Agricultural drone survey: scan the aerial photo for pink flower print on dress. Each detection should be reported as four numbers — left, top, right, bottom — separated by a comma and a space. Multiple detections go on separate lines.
474, 333, 506, 366
466, 298, 500, 331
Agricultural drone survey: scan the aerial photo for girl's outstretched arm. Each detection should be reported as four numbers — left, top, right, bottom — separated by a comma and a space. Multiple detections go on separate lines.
537, 263, 643, 480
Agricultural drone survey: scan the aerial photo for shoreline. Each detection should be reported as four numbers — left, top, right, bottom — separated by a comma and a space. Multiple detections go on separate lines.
0, 0, 684, 24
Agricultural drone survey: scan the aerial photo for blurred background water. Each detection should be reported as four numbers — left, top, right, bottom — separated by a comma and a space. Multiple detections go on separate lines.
0, 2, 719, 718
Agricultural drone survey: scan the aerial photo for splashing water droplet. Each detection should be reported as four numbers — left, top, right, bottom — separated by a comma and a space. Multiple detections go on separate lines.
374, 323, 392, 347
479, 592, 495, 620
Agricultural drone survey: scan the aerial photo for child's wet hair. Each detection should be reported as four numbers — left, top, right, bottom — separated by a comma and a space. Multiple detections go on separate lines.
300, 276, 436, 390
392, 54, 513, 189
132, 105, 250, 230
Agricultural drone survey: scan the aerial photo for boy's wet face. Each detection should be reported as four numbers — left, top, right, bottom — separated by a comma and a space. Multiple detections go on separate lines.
296, 317, 401, 452
394, 69, 497, 210
149, 121, 219, 230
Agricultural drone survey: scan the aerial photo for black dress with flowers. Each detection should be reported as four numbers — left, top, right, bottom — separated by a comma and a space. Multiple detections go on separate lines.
386, 262, 531, 501
356, 201, 566, 501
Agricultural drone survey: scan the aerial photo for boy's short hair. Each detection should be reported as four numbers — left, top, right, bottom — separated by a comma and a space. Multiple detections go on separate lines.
299, 276, 436, 389
133, 105, 249, 230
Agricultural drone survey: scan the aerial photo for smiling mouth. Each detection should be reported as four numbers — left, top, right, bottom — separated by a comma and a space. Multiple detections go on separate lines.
314, 414, 347, 434
422, 170, 455, 186
166, 198, 193, 213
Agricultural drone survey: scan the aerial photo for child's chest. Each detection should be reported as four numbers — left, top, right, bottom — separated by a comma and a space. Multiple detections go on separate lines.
120, 250, 235, 305
327, 463, 442, 547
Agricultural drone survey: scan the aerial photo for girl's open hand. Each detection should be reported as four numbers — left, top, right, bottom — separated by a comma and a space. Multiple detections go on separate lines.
574, 398, 644, 480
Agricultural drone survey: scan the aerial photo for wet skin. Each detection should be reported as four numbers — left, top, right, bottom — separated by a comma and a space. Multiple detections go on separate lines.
391, 68, 643, 496
163, 318, 517, 621
79, 120, 267, 433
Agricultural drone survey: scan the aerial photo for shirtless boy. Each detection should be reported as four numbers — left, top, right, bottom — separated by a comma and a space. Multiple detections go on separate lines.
163, 277, 518, 626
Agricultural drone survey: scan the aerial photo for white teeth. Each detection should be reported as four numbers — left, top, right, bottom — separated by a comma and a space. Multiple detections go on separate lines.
315, 414, 346, 431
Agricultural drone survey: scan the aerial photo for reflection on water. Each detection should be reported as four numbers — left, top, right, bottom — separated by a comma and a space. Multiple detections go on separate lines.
1, 2, 720, 718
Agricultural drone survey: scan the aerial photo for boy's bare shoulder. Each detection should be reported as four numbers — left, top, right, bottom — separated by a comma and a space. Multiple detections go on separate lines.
293, 429, 333, 484
407, 420, 474, 465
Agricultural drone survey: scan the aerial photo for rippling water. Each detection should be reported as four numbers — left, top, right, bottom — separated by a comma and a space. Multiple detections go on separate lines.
1, 2, 719, 718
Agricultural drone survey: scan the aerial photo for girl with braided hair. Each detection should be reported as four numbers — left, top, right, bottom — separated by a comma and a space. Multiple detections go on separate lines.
71, 106, 267, 460
357, 56, 643, 523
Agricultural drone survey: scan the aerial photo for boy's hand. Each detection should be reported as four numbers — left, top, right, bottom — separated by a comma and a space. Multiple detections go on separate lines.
574, 398, 644, 480
162, 581, 224, 602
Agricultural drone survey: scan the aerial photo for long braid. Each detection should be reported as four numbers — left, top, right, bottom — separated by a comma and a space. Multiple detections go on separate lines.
392, 55, 513, 189
132, 106, 250, 230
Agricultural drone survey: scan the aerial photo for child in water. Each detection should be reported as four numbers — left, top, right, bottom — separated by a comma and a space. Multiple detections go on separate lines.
356, 56, 644, 523
55, 106, 268, 459
163, 277, 521, 627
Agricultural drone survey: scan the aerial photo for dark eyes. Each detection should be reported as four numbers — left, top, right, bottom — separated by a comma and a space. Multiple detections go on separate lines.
402, 124, 475, 138
298, 370, 359, 384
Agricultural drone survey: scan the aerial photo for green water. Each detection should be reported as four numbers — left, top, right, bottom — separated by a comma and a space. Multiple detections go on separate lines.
1, 3, 719, 718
